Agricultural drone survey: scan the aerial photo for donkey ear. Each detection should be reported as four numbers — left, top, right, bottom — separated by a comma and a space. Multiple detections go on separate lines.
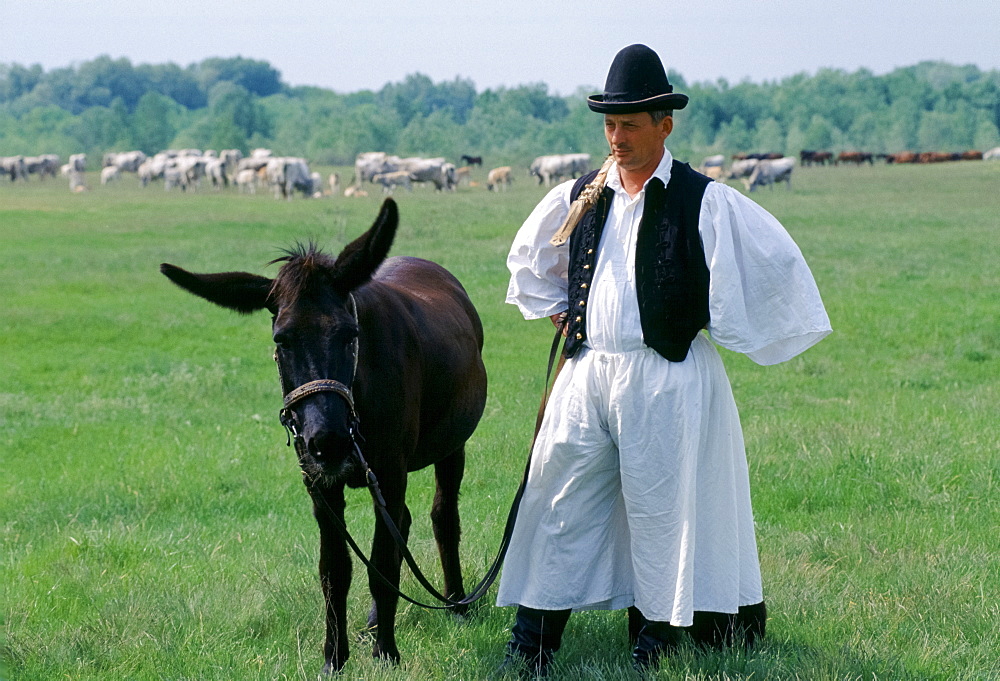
160, 263, 275, 314
331, 198, 398, 291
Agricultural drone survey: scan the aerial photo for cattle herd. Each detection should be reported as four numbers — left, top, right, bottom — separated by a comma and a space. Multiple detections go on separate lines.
4, 146, 999, 198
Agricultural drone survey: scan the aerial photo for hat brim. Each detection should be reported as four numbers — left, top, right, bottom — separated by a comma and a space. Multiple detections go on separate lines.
587, 92, 689, 114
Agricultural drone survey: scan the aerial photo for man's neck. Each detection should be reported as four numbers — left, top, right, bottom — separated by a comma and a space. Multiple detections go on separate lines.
618, 148, 665, 197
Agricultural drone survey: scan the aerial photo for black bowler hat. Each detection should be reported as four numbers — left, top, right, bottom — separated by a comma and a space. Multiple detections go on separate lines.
587, 44, 689, 114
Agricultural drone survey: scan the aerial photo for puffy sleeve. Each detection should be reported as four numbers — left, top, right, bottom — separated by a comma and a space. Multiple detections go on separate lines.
505, 181, 575, 320
700, 182, 832, 365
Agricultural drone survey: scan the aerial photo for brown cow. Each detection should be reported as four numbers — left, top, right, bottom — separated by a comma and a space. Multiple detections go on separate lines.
836, 151, 873, 165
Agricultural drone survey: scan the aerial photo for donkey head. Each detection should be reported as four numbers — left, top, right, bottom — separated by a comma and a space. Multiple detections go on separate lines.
161, 199, 398, 485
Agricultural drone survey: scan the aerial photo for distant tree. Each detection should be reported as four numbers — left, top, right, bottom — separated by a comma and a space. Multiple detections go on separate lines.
753, 117, 785, 154
208, 81, 271, 140
803, 114, 834, 151
196, 57, 283, 98
137, 63, 206, 109
132, 92, 177, 154
716, 115, 752, 152
0, 63, 44, 103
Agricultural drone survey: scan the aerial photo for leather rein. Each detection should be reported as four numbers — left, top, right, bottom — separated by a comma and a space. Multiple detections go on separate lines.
273, 297, 565, 611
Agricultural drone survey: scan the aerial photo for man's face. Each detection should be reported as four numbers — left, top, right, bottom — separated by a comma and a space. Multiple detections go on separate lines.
604, 112, 673, 173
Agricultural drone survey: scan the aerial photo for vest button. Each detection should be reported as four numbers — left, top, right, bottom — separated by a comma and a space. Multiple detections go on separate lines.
583, 264, 590, 269
575, 316, 582, 322
580, 283, 588, 289
578, 300, 585, 306
587, 249, 594, 254
575, 333, 583, 340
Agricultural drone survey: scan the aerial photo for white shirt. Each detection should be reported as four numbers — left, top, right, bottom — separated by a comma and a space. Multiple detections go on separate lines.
506, 149, 832, 365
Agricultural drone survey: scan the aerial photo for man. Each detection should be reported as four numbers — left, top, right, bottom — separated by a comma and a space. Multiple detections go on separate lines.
496, 44, 832, 676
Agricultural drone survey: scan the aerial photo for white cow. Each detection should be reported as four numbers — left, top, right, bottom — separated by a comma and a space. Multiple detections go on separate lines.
205, 158, 228, 189
745, 157, 795, 192
983, 147, 1000, 161
163, 167, 188, 192
68, 153, 87, 173
236, 168, 258, 194
403, 157, 454, 191
104, 150, 147, 172
529, 153, 591, 185
100, 165, 121, 185
266, 157, 316, 199
726, 158, 760, 181
355, 152, 397, 184
1, 156, 27, 181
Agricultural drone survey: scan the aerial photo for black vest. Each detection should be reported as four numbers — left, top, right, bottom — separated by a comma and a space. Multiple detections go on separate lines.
564, 159, 712, 362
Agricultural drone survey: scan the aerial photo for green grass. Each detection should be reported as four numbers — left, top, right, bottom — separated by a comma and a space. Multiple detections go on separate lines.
2, 161, 999, 680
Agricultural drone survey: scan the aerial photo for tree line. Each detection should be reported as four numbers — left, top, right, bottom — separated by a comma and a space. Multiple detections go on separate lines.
2, 55, 999, 168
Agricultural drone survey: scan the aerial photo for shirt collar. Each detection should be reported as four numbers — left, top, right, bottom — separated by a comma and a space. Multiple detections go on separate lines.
607, 147, 674, 196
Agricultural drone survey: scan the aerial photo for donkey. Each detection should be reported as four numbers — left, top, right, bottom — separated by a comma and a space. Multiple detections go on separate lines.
160, 198, 487, 673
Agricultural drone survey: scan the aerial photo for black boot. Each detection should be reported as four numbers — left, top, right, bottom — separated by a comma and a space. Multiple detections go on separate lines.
631, 616, 682, 672
496, 606, 571, 679
688, 601, 767, 649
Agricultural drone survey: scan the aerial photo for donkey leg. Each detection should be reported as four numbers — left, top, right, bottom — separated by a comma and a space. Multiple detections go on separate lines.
311, 485, 352, 675
367, 477, 411, 663
432, 447, 467, 613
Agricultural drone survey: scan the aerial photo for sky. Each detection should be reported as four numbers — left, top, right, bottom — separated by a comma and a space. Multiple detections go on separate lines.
3, 1, 1000, 96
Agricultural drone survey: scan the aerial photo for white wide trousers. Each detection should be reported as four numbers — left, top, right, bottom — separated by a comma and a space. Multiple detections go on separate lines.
496, 334, 764, 626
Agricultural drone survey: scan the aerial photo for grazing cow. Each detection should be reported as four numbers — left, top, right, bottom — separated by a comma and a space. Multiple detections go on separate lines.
176, 156, 207, 191
836, 151, 873, 165
983, 147, 1000, 161
100, 165, 121, 185
726, 158, 759, 181
104, 150, 147, 172
528, 153, 591, 185
344, 185, 369, 197
372, 170, 415, 194
918, 152, 953, 164
236, 168, 258, 194
403, 157, 455, 191
698, 154, 725, 180
267, 157, 317, 199
24, 154, 60, 179
486, 166, 513, 192
69, 153, 87, 173
164, 167, 188, 192
745, 157, 795, 192
205, 158, 229, 189
355, 152, 397, 184
960, 150, 983, 161
1, 156, 27, 182
886, 151, 918, 164
800, 150, 832, 166
237, 156, 271, 174
461, 154, 482, 166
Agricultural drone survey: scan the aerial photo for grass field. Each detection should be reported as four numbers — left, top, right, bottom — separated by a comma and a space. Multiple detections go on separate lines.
2, 160, 999, 681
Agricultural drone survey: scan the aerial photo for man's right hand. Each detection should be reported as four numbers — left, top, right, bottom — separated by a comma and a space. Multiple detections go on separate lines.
550, 312, 569, 337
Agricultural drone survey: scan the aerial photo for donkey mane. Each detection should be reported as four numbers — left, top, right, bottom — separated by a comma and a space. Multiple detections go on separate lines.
269, 241, 341, 304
